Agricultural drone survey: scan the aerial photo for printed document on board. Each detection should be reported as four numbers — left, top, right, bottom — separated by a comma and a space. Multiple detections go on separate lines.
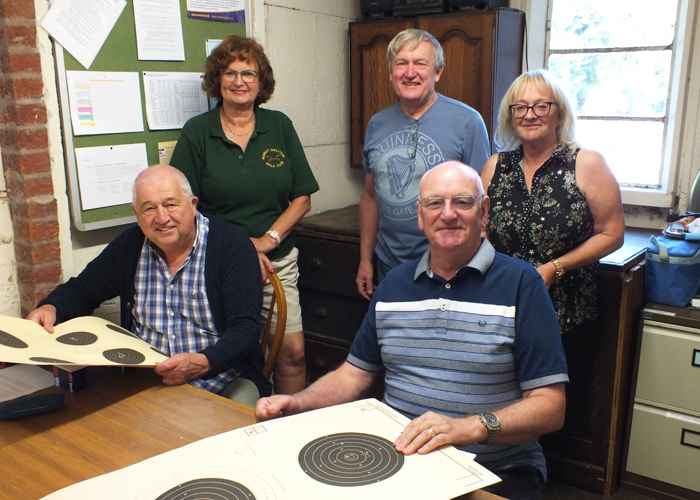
143, 72, 208, 130
134, 0, 185, 61
41, 0, 126, 69
66, 71, 144, 136
75, 143, 148, 210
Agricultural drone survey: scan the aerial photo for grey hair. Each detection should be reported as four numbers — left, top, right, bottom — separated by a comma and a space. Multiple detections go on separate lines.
386, 29, 444, 70
494, 69, 579, 152
132, 165, 194, 206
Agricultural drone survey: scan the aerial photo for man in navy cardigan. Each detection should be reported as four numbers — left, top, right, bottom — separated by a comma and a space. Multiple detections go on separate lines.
27, 165, 268, 398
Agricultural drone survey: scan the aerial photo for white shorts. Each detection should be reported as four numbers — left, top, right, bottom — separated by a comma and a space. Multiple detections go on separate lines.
261, 247, 303, 334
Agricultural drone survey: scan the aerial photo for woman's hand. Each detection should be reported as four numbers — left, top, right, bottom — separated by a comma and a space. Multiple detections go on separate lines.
250, 236, 276, 282
536, 262, 558, 290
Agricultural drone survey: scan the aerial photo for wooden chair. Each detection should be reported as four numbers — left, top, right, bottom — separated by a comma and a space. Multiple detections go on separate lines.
261, 269, 287, 380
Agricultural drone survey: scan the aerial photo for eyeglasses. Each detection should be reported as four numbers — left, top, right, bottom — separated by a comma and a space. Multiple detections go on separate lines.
220, 69, 258, 83
509, 102, 556, 118
409, 121, 419, 159
419, 195, 483, 211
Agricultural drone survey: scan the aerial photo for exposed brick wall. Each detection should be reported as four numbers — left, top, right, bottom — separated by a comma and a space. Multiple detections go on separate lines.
0, 0, 61, 316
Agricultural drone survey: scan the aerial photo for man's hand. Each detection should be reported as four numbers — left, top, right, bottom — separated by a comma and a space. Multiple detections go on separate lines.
393, 411, 485, 456
26, 304, 58, 333
254, 395, 299, 422
356, 258, 375, 300
154, 353, 211, 385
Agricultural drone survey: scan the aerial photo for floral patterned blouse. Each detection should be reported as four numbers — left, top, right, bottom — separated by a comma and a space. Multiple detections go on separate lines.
485, 144, 597, 333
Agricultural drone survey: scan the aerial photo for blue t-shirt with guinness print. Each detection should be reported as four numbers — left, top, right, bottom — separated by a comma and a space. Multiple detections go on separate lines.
362, 94, 490, 269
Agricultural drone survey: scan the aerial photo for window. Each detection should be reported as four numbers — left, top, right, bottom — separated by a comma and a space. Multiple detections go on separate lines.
544, 0, 690, 202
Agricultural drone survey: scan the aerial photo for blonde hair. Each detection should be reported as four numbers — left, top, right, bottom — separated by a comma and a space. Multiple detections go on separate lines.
495, 69, 578, 152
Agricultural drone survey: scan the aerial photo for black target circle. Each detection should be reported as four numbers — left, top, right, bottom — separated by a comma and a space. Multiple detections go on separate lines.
154, 478, 256, 500
56, 332, 98, 345
0, 330, 28, 348
102, 348, 146, 364
29, 357, 74, 364
298, 432, 404, 487
106, 323, 140, 338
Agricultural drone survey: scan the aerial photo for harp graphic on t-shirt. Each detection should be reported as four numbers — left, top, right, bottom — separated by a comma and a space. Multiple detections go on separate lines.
387, 154, 416, 200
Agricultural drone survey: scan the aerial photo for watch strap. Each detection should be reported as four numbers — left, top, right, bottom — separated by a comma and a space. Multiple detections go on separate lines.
479, 412, 500, 445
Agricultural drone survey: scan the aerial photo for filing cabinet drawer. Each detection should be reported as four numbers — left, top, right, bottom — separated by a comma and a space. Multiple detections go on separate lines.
297, 236, 362, 297
627, 402, 700, 492
300, 289, 369, 344
305, 337, 350, 383
636, 323, 700, 414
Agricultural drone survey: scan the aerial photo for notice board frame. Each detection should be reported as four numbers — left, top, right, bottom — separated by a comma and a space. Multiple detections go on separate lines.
55, 0, 249, 231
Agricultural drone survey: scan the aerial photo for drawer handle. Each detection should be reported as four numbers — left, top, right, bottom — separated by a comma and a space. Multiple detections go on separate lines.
693, 348, 699, 368
311, 257, 325, 269
314, 307, 330, 318
311, 358, 328, 369
681, 429, 700, 450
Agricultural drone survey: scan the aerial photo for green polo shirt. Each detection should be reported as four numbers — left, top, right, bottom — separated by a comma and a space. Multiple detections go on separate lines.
171, 104, 319, 260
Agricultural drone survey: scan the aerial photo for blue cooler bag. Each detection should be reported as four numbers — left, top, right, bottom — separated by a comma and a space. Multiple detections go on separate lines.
645, 235, 700, 306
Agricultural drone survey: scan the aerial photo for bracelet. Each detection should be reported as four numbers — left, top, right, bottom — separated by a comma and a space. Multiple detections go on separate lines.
551, 259, 565, 281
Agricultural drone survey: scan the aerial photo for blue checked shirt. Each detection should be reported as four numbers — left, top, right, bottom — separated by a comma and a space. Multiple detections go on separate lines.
132, 212, 241, 393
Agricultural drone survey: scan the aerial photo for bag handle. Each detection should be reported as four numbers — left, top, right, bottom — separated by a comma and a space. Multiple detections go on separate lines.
650, 235, 670, 262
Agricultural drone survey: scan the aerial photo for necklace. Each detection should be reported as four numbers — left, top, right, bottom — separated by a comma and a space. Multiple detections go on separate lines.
220, 110, 255, 137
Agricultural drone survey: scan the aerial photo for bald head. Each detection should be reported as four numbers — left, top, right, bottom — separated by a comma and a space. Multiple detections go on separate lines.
419, 161, 484, 200
132, 165, 194, 207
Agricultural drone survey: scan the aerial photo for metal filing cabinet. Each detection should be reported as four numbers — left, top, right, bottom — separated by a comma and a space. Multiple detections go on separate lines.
622, 303, 700, 499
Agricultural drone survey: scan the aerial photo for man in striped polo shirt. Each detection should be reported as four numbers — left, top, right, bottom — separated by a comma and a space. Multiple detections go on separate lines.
256, 162, 569, 500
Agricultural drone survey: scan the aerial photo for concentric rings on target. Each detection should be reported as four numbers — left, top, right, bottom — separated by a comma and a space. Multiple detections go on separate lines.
154, 478, 256, 500
56, 332, 98, 345
298, 432, 404, 486
102, 348, 146, 364
0, 330, 28, 348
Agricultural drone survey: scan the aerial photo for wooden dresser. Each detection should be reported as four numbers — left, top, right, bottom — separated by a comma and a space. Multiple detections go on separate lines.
296, 207, 647, 496
296, 206, 368, 383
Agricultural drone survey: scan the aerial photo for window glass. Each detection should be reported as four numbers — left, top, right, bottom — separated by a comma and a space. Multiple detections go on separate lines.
550, 0, 678, 49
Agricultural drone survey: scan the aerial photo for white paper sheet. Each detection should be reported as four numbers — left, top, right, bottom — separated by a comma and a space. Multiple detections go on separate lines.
0, 315, 168, 367
41, 399, 500, 500
66, 71, 144, 136
143, 72, 208, 130
75, 143, 148, 210
41, 0, 126, 69
0, 365, 55, 403
134, 0, 185, 61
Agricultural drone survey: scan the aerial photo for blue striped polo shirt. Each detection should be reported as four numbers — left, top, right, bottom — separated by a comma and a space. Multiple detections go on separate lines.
348, 239, 569, 477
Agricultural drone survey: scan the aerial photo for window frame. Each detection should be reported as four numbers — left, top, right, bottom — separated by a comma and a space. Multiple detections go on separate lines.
513, 0, 696, 209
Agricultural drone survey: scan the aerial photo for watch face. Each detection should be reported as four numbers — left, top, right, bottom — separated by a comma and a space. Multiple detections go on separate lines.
482, 413, 499, 428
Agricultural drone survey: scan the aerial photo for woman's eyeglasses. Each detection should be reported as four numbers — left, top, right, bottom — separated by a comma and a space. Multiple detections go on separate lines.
509, 102, 556, 118
221, 70, 258, 83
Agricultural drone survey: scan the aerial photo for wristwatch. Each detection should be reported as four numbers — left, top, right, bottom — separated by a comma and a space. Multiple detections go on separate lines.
266, 230, 281, 247
551, 258, 566, 282
479, 412, 501, 445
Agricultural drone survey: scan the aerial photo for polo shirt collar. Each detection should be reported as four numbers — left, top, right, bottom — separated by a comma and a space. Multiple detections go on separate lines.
414, 238, 496, 281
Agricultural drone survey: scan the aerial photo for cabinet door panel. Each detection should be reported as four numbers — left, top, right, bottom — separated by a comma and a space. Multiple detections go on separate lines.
418, 14, 493, 131
350, 20, 412, 168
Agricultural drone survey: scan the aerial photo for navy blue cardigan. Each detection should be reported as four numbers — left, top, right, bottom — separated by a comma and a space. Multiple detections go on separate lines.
40, 215, 271, 396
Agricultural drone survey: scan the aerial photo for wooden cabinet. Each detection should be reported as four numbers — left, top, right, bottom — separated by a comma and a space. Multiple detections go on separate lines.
539, 254, 646, 496
621, 304, 700, 500
296, 207, 369, 383
349, 10, 525, 168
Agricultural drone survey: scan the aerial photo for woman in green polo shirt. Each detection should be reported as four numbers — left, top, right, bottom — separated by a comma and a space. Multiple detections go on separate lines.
171, 35, 319, 396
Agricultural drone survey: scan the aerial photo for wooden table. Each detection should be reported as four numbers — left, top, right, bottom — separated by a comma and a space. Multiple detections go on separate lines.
0, 367, 502, 500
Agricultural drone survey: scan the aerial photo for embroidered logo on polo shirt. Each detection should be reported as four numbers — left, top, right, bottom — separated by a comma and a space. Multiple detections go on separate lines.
262, 148, 285, 168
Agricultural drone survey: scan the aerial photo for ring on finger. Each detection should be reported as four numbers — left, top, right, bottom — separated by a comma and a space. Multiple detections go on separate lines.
429, 428, 436, 439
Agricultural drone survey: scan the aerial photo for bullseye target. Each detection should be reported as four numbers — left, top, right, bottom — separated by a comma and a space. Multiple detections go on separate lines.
298, 432, 404, 487
154, 478, 256, 500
